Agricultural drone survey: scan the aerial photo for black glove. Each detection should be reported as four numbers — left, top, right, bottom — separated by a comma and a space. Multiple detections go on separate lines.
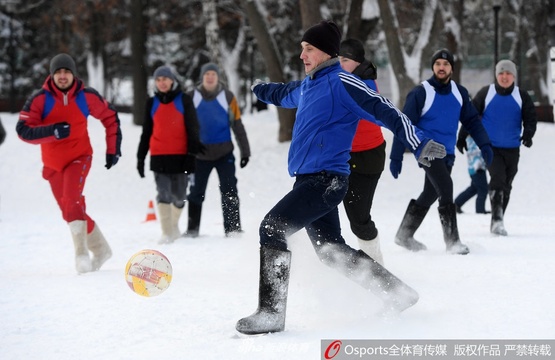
52, 122, 70, 139
105, 154, 119, 169
137, 160, 145, 178
456, 136, 467, 154
240, 157, 249, 168
521, 134, 533, 148
195, 143, 207, 155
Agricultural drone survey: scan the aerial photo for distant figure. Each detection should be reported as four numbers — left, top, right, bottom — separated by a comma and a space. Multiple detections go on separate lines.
16, 53, 121, 273
0, 116, 6, 146
472, 59, 537, 236
455, 132, 489, 214
185, 62, 251, 238
137, 65, 203, 244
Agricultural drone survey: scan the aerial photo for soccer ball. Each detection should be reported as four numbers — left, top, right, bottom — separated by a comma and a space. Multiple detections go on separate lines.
125, 249, 172, 297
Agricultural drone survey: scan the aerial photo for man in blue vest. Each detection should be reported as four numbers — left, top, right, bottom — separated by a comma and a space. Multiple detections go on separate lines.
390, 49, 493, 255
471, 59, 537, 236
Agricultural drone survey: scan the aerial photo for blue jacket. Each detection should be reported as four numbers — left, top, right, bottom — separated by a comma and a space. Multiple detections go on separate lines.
391, 76, 491, 164
252, 60, 428, 176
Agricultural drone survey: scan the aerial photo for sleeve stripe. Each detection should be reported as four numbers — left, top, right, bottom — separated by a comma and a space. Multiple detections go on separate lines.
339, 73, 420, 150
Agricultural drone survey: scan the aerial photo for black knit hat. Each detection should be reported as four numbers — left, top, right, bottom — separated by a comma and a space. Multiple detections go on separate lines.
301, 20, 342, 58
430, 48, 454, 69
339, 39, 365, 63
50, 53, 77, 76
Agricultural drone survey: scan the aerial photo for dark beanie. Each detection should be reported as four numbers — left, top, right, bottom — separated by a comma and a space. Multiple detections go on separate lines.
200, 62, 220, 77
50, 53, 77, 76
339, 38, 365, 63
430, 48, 454, 69
153, 65, 176, 81
301, 20, 342, 58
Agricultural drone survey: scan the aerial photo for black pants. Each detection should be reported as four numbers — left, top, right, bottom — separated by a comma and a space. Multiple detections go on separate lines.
488, 147, 519, 193
416, 157, 454, 208
343, 171, 381, 240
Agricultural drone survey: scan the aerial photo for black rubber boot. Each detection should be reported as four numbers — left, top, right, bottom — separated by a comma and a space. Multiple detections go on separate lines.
314, 243, 419, 313
438, 203, 469, 254
490, 190, 507, 236
183, 201, 202, 237
236, 246, 291, 335
395, 199, 429, 251
222, 195, 242, 236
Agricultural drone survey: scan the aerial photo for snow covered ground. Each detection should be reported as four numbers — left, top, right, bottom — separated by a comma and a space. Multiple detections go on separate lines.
1, 108, 554, 360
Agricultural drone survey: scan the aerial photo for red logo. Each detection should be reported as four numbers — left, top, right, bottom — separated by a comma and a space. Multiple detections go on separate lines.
324, 340, 342, 359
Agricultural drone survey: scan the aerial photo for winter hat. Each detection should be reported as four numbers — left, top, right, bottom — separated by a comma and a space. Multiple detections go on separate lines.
301, 20, 342, 58
430, 48, 454, 69
339, 39, 365, 63
153, 65, 176, 82
50, 53, 77, 76
495, 59, 517, 77
200, 62, 220, 78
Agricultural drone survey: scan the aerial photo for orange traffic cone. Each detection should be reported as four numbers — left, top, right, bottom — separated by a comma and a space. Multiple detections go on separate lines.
143, 200, 157, 222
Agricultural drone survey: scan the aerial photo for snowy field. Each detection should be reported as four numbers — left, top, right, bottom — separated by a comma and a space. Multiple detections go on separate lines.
1, 107, 554, 359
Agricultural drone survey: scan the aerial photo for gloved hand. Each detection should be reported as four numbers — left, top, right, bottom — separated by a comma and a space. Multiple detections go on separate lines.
521, 134, 533, 148
390, 159, 402, 179
417, 139, 446, 167
456, 136, 467, 154
105, 154, 119, 169
52, 122, 70, 139
480, 144, 493, 167
137, 160, 145, 178
251, 79, 265, 91
240, 157, 249, 168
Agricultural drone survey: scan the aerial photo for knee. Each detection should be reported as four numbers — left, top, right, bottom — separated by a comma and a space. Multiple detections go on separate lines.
259, 215, 288, 251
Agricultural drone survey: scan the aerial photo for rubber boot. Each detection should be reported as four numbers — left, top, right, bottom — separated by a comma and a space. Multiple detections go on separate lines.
223, 195, 242, 237
69, 220, 92, 273
395, 199, 429, 251
314, 243, 419, 313
87, 223, 112, 270
438, 204, 469, 255
490, 190, 508, 236
358, 235, 384, 266
236, 246, 291, 335
170, 204, 183, 240
157, 203, 174, 244
183, 201, 202, 238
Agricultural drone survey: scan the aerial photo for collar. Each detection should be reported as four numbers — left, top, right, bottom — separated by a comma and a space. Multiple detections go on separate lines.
307, 57, 340, 79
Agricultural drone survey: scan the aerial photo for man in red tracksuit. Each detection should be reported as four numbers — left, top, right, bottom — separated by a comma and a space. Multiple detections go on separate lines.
16, 53, 122, 274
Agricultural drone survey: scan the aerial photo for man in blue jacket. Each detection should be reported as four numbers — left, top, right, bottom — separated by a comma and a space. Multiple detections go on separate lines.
389, 49, 493, 255
236, 20, 447, 335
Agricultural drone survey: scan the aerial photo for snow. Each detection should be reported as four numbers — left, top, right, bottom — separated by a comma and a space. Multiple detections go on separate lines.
1, 108, 554, 359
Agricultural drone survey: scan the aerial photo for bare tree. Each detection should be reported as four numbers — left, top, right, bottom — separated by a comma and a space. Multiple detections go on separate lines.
130, 0, 147, 125
241, 0, 296, 142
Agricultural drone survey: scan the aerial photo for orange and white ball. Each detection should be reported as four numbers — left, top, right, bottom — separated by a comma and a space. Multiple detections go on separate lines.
125, 249, 172, 297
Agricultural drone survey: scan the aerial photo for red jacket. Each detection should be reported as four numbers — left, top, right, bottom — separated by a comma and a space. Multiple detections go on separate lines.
17, 76, 121, 172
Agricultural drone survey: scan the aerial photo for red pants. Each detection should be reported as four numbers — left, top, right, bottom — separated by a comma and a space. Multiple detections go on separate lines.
43, 155, 95, 233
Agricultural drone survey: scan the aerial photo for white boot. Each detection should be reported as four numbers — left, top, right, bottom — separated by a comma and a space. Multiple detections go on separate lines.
157, 203, 175, 244
358, 236, 384, 266
170, 205, 183, 240
69, 220, 92, 273
87, 223, 112, 271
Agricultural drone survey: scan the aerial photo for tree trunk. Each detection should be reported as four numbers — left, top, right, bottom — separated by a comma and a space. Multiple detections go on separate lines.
130, 0, 148, 126
300, 0, 321, 30
241, 0, 296, 142
377, 0, 415, 108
